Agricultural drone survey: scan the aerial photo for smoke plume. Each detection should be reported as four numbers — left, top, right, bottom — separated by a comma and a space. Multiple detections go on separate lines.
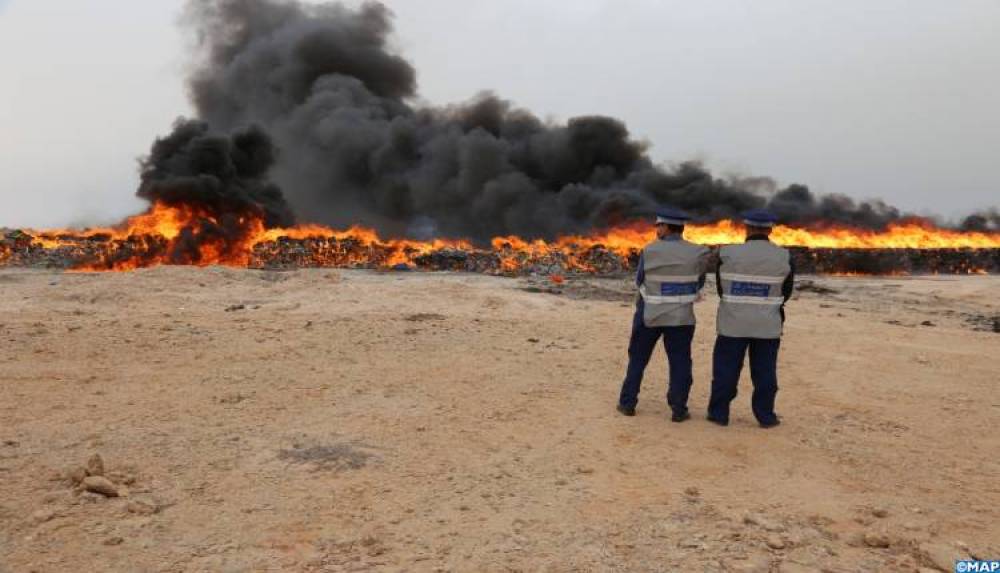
138, 119, 294, 262
960, 209, 1000, 232
149, 0, 917, 240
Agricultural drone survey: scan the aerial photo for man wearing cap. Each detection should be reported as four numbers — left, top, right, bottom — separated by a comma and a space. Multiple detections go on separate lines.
707, 209, 795, 428
617, 208, 712, 422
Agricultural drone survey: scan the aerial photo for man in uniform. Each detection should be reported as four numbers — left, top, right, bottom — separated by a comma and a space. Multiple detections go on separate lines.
617, 208, 712, 422
707, 209, 795, 428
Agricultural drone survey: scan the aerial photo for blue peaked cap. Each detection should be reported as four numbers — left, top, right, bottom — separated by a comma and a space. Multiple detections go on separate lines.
655, 207, 692, 226
741, 209, 779, 228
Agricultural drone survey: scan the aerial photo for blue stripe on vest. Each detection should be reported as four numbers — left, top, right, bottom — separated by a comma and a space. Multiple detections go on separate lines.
660, 282, 699, 296
730, 282, 771, 297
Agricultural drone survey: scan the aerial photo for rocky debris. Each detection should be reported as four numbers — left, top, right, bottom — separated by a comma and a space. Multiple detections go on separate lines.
86, 453, 105, 477
678, 539, 703, 550
744, 512, 784, 532
796, 279, 840, 295
103, 536, 124, 546
65, 466, 87, 485
63, 454, 97, 480
863, 530, 891, 548
278, 442, 375, 472
965, 313, 1000, 333
520, 285, 564, 296
41, 491, 72, 505
126, 499, 160, 516
920, 542, 968, 571
31, 508, 57, 524
765, 534, 786, 550
82, 476, 119, 498
404, 313, 447, 322
723, 554, 772, 573
871, 506, 890, 519
216, 393, 250, 405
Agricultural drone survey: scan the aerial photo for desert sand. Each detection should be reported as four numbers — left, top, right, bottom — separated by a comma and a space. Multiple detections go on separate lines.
0, 267, 997, 572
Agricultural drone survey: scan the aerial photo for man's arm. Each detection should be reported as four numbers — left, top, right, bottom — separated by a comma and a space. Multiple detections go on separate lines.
782, 256, 796, 302
716, 253, 724, 298
697, 247, 711, 291
636, 251, 645, 288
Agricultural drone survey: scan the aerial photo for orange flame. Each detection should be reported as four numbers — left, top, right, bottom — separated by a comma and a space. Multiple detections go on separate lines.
20, 203, 1000, 272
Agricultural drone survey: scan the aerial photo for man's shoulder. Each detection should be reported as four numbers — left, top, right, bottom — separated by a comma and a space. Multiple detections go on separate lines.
719, 242, 742, 255
672, 239, 710, 253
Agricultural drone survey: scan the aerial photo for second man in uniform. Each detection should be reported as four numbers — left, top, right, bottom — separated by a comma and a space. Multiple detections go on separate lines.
617, 208, 712, 422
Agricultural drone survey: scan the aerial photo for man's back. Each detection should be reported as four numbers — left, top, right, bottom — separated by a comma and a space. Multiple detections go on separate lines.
716, 240, 791, 339
641, 239, 711, 327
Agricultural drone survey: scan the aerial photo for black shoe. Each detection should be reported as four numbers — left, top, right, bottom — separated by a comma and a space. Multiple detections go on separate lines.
759, 417, 781, 429
706, 414, 729, 427
671, 411, 691, 423
617, 404, 636, 417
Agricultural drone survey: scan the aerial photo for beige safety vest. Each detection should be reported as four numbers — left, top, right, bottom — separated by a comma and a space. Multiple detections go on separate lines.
639, 239, 711, 327
716, 240, 791, 339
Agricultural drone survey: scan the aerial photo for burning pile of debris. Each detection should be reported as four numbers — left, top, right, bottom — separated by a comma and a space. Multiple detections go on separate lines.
247, 237, 635, 275
3, 227, 998, 276
789, 247, 1000, 275
1, 230, 169, 270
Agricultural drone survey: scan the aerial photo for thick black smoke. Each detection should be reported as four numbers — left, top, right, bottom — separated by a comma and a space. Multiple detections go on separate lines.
161, 0, 920, 240
960, 209, 1000, 232
138, 119, 294, 262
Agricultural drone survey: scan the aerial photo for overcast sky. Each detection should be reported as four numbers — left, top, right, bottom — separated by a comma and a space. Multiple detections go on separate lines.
1, 0, 997, 229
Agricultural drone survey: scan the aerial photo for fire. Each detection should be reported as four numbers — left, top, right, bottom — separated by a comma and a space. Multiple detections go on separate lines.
563, 219, 1000, 252
16, 203, 1000, 273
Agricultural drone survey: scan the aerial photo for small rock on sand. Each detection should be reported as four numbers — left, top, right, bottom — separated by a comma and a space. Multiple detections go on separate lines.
31, 508, 56, 524
126, 499, 158, 515
42, 491, 71, 504
765, 535, 786, 550
863, 530, 891, 548
724, 554, 771, 573
871, 506, 889, 518
65, 466, 87, 485
921, 542, 967, 571
82, 476, 119, 498
86, 453, 105, 477
744, 513, 784, 532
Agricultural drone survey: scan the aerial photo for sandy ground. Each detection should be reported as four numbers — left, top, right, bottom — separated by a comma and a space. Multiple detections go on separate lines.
0, 267, 997, 573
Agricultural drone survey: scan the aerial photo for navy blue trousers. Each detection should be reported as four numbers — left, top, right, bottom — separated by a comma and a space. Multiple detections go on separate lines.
707, 335, 781, 425
618, 305, 695, 414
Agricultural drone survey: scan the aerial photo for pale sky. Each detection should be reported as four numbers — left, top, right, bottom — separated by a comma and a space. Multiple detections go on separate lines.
1, 0, 998, 229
